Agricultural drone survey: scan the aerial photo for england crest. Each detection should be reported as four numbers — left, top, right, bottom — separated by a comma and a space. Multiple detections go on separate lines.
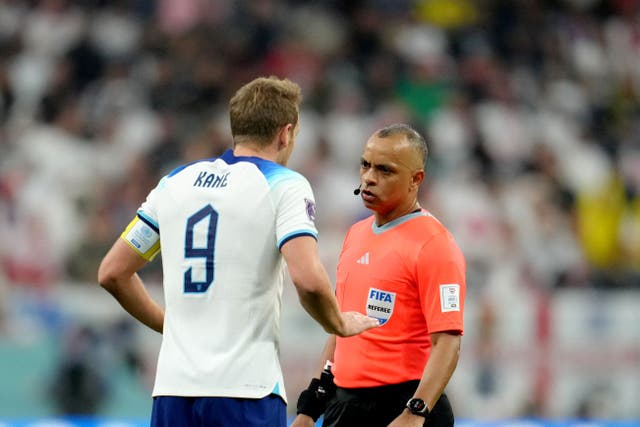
366, 287, 396, 326
304, 198, 316, 221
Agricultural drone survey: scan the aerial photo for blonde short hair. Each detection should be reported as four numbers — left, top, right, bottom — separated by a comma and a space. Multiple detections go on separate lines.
229, 76, 302, 147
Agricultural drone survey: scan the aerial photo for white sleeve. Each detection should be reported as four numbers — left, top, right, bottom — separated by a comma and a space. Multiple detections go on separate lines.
136, 176, 165, 231
120, 177, 165, 260
274, 175, 318, 250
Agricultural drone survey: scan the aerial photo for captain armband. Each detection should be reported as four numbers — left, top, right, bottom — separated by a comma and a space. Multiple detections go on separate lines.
121, 216, 161, 261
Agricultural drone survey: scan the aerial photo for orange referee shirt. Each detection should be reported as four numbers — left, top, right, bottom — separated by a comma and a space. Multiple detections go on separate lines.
333, 210, 466, 388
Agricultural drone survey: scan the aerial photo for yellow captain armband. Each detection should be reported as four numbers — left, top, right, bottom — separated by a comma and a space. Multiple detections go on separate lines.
120, 216, 161, 261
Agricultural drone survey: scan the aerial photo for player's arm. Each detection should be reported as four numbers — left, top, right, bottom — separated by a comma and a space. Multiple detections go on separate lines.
281, 236, 378, 337
98, 238, 164, 333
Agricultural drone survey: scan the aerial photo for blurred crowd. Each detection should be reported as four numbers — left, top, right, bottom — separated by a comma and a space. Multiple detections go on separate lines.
1, 0, 639, 289
0, 0, 639, 418
1, 0, 639, 294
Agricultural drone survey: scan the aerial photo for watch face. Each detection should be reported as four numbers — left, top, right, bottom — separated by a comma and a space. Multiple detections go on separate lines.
409, 398, 426, 413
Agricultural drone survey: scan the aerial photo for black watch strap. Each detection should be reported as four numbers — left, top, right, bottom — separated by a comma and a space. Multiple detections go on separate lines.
406, 398, 429, 417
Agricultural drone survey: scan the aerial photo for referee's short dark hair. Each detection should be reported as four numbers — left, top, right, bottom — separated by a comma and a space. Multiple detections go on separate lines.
376, 123, 428, 170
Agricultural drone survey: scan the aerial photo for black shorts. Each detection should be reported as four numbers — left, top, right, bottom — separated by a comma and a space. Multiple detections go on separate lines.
322, 380, 453, 427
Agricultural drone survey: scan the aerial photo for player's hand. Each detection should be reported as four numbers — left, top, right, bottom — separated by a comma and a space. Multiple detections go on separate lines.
387, 409, 425, 427
337, 311, 379, 337
290, 414, 316, 427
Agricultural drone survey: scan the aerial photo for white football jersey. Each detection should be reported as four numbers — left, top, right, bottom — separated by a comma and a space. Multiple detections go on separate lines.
121, 149, 318, 402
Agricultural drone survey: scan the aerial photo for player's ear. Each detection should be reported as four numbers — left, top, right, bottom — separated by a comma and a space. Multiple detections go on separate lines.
277, 123, 293, 150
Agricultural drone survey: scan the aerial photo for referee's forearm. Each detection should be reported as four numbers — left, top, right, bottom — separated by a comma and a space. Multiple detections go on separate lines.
412, 333, 460, 410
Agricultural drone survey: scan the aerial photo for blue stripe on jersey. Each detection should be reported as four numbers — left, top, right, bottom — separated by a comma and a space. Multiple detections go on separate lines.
167, 158, 217, 177
137, 210, 160, 232
167, 151, 300, 187
220, 149, 300, 188
167, 163, 189, 177
278, 230, 318, 250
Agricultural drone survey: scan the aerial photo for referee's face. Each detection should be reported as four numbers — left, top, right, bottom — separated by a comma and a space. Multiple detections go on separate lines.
359, 133, 423, 225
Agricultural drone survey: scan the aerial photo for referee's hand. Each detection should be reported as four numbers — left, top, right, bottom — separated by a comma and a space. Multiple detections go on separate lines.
338, 311, 380, 337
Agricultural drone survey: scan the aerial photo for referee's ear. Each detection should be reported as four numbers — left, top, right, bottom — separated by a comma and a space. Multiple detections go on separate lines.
410, 169, 425, 190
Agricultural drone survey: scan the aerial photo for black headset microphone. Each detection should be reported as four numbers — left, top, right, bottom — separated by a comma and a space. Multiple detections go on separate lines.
353, 186, 361, 195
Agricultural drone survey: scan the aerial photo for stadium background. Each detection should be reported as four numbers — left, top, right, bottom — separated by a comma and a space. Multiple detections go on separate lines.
0, 0, 639, 425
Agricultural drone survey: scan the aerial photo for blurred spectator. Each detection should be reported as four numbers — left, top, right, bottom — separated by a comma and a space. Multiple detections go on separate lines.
49, 325, 109, 415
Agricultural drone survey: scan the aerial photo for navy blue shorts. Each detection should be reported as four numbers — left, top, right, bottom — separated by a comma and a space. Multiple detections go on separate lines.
151, 394, 287, 427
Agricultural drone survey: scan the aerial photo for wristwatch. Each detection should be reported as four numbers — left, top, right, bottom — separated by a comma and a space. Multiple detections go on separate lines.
406, 398, 429, 417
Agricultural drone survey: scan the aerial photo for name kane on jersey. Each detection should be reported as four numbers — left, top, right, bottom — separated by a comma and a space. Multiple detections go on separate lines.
193, 171, 229, 188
